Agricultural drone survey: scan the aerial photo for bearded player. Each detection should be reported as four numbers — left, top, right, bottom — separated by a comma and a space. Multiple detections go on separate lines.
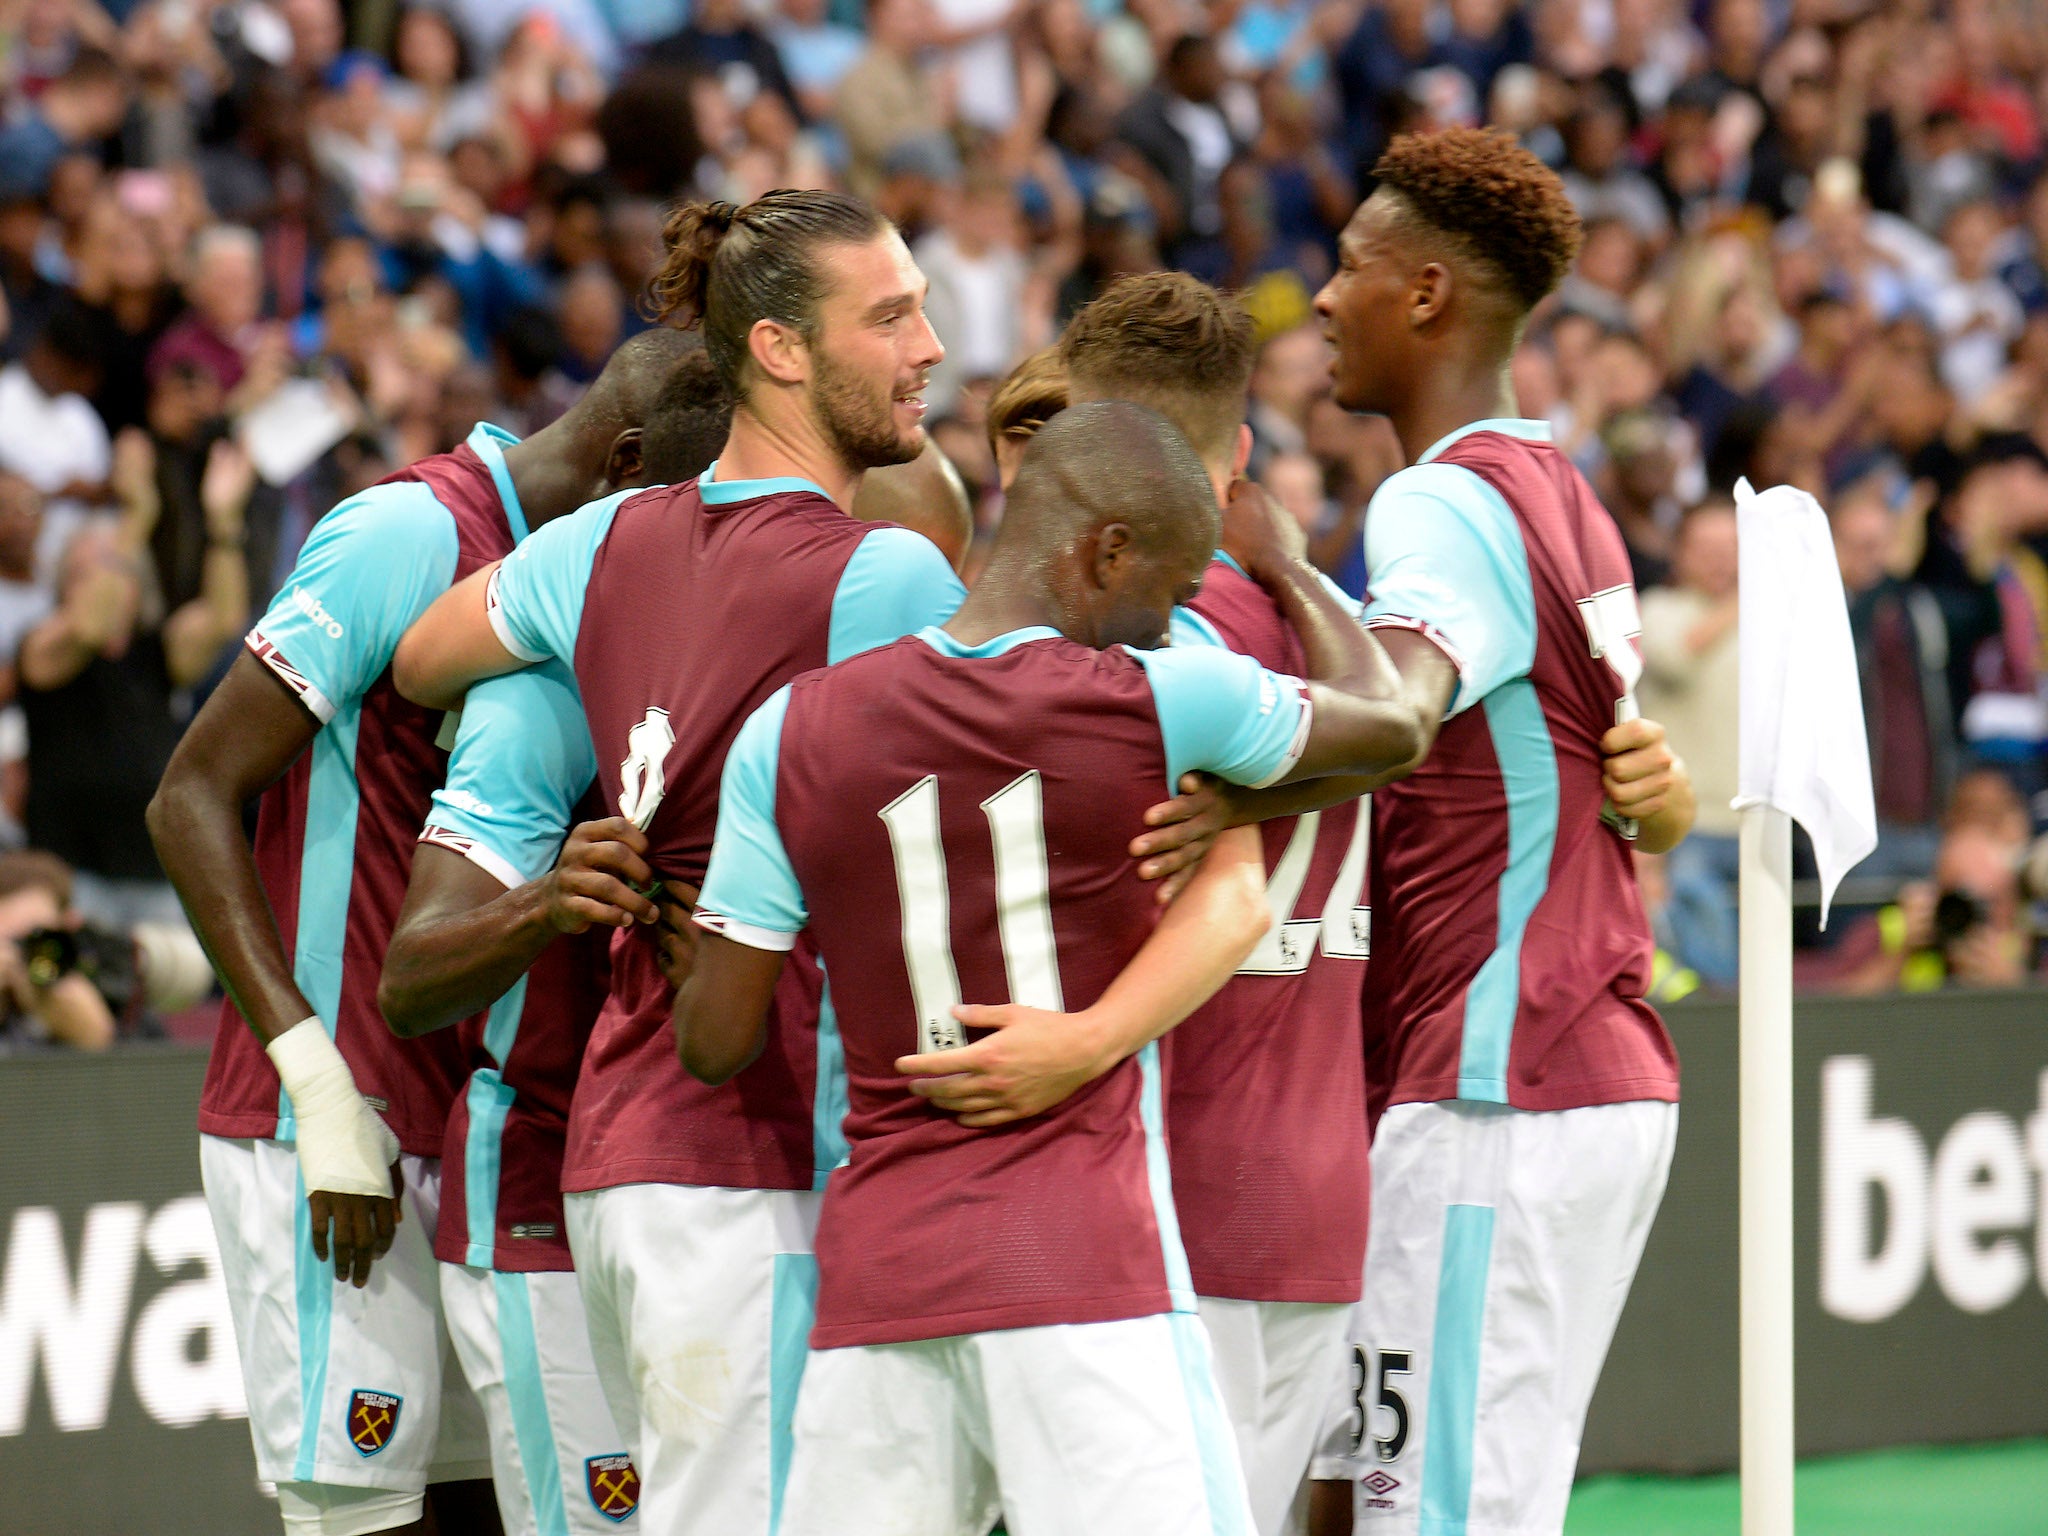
1264, 130, 1692, 1536
146, 330, 705, 1536
677, 401, 1435, 1536
391, 191, 1250, 1535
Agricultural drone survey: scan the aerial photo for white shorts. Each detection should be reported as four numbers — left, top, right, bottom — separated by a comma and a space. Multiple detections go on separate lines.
1198, 1297, 1350, 1536
200, 1135, 491, 1497
780, 1314, 1256, 1536
1312, 1100, 1678, 1536
441, 1264, 640, 1533
564, 1182, 821, 1536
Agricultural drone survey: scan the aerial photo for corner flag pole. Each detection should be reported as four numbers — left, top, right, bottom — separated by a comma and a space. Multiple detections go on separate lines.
1738, 801, 1795, 1536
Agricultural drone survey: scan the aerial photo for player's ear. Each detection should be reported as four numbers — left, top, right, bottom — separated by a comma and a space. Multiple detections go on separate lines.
749, 317, 809, 386
1411, 262, 1451, 329
1232, 423, 1253, 481
604, 428, 646, 489
1089, 522, 1135, 591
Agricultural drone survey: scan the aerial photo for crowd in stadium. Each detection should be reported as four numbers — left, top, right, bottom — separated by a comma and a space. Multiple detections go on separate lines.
0, 0, 2045, 1048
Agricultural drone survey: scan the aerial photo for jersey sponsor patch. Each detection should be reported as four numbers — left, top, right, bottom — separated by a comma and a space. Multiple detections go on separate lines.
347, 1388, 402, 1456
586, 1454, 639, 1521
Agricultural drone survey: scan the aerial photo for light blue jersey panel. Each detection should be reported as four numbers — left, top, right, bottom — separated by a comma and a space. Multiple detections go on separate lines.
426, 662, 598, 888
1169, 605, 1227, 650
696, 686, 808, 946
486, 488, 636, 663
254, 483, 459, 720
1128, 645, 1309, 793
828, 527, 968, 664
1362, 463, 1537, 717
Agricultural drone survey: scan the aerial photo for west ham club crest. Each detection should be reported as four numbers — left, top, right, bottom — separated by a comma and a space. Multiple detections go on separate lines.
347, 1389, 402, 1457
586, 1454, 640, 1522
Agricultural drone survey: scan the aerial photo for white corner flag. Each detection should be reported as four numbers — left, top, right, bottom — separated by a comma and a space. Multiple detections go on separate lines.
1731, 478, 1877, 1536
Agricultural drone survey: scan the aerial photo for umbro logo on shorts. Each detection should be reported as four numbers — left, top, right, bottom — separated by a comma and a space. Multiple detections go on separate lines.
347, 1389, 402, 1456
586, 1454, 640, 1521
1363, 1471, 1400, 1496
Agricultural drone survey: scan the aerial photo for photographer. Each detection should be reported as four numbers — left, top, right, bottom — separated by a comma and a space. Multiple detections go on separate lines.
0, 849, 115, 1051
1798, 773, 2042, 994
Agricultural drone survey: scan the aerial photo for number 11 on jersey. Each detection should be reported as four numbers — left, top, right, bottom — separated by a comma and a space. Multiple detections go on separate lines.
880, 771, 1065, 1055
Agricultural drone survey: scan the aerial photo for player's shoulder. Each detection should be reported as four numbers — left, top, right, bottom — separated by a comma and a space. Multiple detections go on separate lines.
308, 477, 456, 549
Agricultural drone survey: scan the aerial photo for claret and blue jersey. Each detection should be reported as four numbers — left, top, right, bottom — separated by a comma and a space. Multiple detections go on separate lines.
478, 460, 969, 1198
694, 624, 1310, 1349
419, 662, 609, 1273
1354, 418, 1679, 1114
200, 423, 537, 1160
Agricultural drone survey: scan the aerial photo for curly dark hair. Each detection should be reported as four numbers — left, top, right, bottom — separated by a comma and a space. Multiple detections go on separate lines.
1373, 128, 1583, 312
1060, 273, 1256, 463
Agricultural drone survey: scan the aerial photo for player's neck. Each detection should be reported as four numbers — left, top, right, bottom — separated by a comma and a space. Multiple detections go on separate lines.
500, 433, 592, 528
943, 567, 1062, 648
714, 401, 863, 511
1389, 355, 1520, 469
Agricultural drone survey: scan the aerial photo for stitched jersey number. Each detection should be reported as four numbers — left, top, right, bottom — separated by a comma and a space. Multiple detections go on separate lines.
1237, 802, 1371, 976
879, 771, 1064, 1055
1577, 585, 1644, 839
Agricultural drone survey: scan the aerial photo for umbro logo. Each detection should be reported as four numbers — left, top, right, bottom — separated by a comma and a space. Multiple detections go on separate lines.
1363, 1471, 1400, 1496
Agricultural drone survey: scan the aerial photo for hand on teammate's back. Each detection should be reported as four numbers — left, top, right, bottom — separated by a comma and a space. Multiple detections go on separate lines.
1219, 476, 1309, 578
896, 1002, 1119, 1128
1130, 771, 1235, 898
543, 817, 663, 933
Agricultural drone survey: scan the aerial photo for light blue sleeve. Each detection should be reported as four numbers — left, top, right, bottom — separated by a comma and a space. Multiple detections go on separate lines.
486, 488, 634, 664
827, 527, 968, 664
1168, 605, 1227, 650
1361, 463, 1536, 717
1130, 646, 1311, 793
422, 662, 597, 888
250, 483, 457, 721
694, 686, 808, 950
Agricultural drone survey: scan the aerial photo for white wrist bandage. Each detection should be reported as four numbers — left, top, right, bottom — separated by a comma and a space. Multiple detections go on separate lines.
267, 1018, 400, 1198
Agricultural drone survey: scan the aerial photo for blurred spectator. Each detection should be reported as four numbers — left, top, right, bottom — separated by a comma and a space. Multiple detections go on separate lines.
1117, 33, 1246, 278
649, 0, 801, 120
16, 437, 250, 932
1800, 773, 2042, 993
1834, 478, 1962, 880
0, 850, 115, 1051
0, 299, 110, 515
837, 0, 949, 199
1638, 497, 1741, 986
0, 48, 128, 207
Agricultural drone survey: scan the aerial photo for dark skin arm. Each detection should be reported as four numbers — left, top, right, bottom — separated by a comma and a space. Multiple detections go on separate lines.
673, 930, 783, 1086
145, 651, 397, 1287
380, 819, 664, 1039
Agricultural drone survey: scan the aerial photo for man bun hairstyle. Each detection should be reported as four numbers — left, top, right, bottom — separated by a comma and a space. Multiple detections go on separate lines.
1059, 273, 1256, 465
648, 190, 891, 396
1373, 128, 1584, 313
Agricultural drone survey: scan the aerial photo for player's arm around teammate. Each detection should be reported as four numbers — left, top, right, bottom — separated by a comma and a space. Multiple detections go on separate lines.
893, 475, 1439, 1125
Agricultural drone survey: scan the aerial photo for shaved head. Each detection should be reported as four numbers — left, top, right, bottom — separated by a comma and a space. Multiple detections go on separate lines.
854, 439, 974, 573
572, 327, 712, 440
1001, 402, 1219, 565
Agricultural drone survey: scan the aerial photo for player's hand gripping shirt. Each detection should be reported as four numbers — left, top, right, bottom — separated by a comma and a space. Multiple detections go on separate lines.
694, 626, 1309, 1348
1168, 558, 1371, 1305
418, 663, 610, 1271
485, 462, 966, 1193
199, 424, 531, 1156
1357, 420, 1679, 1112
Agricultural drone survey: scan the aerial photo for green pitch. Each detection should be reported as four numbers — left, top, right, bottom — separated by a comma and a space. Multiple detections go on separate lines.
1567, 1438, 2048, 1536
